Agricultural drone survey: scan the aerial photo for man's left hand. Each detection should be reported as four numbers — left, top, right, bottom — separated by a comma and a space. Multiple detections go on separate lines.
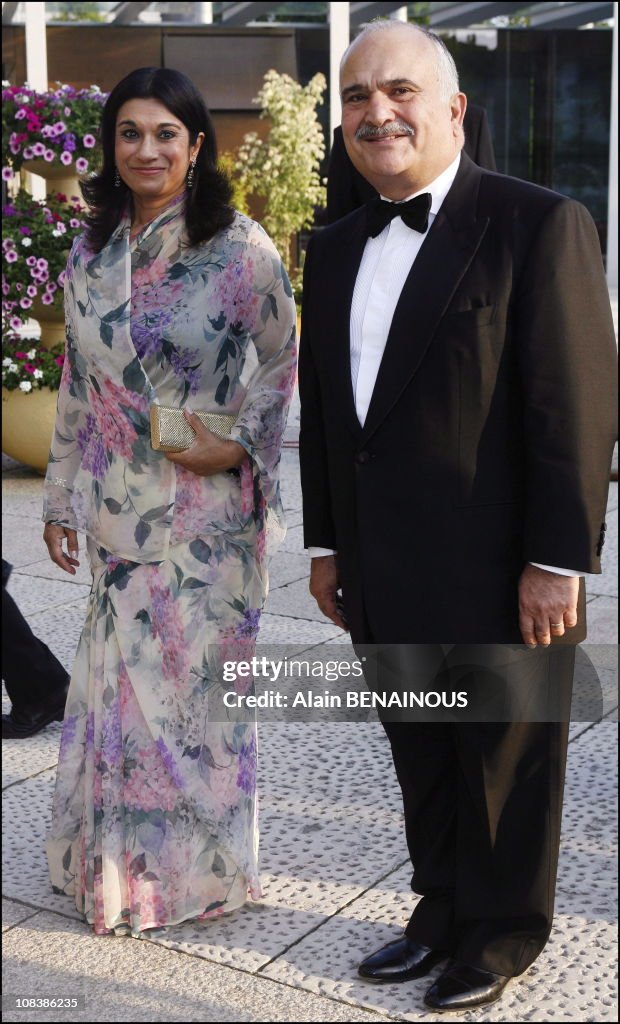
164, 409, 246, 476
518, 564, 579, 646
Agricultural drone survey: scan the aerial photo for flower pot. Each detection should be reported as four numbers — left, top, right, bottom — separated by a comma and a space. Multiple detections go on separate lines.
30, 295, 66, 349
21, 159, 81, 202
2, 386, 58, 475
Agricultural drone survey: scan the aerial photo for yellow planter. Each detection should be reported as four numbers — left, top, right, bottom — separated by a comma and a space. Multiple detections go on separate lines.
30, 296, 66, 349
2, 386, 58, 475
21, 159, 81, 202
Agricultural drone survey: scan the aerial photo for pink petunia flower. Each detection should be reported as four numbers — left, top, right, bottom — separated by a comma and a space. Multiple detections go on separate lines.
19, 297, 33, 309
60, 150, 73, 166
22, 147, 34, 160
5, 250, 18, 263
31, 141, 46, 157
43, 149, 56, 162
82, 134, 96, 148
10, 317, 23, 330
2, 167, 14, 181
41, 293, 55, 305
75, 157, 88, 173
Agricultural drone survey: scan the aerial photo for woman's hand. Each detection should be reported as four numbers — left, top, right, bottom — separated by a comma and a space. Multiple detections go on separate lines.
43, 523, 80, 576
164, 409, 246, 477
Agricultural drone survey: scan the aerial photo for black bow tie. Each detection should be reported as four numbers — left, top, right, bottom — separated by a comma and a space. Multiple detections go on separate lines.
366, 192, 432, 238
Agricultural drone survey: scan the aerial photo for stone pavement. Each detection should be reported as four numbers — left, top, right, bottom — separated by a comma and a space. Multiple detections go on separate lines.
2, 425, 618, 1021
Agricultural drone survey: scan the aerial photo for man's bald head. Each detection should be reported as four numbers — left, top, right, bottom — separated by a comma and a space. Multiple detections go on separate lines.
341, 21, 460, 103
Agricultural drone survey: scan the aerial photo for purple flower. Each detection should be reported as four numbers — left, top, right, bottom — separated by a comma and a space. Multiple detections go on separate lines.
37, 258, 48, 269
14, 108, 26, 120
155, 737, 184, 788
5, 250, 17, 263
235, 608, 261, 639
64, 106, 72, 117
53, 121, 67, 135
3, 204, 16, 216
57, 270, 66, 287
31, 141, 46, 157
15, 283, 23, 292
26, 256, 37, 266
2, 283, 9, 296
236, 735, 257, 795
63, 133, 77, 152
41, 125, 55, 138
83, 134, 96, 148
43, 149, 55, 163
19, 297, 32, 309
1, 167, 13, 181
60, 150, 73, 166
69, 218, 80, 228
19, 226, 32, 235
22, 147, 34, 160
10, 316, 22, 330
75, 157, 88, 173
26, 285, 37, 298
59, 714, 78, 759
41, 293, 54, 305
77, 415, 107, 480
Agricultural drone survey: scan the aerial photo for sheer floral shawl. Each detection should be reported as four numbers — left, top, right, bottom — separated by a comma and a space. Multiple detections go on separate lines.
43, 197, 297, 562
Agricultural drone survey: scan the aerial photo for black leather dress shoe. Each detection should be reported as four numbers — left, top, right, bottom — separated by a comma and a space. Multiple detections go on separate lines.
424, 960, 510, 1011
358, 937, 448, 983
2, 695, 67, 739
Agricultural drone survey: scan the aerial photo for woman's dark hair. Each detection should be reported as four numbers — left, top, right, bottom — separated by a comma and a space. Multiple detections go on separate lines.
81, 67, 234, 251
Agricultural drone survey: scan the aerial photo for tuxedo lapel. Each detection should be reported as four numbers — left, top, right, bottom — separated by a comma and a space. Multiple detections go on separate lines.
323, 210, 368, 437
361, 155, 490, 443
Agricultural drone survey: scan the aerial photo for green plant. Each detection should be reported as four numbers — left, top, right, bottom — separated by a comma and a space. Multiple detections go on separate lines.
235, 70, 326, 272
218, 151, 250, 215
2, 336, 65, 392
2, 189, 86, 332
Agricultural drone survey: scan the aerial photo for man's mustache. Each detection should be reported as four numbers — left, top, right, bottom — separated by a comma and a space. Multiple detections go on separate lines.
355, 121, 415, 140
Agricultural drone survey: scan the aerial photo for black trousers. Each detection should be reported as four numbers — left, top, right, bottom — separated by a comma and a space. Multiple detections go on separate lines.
359, 637, 575, 978
2, 562, 70, 719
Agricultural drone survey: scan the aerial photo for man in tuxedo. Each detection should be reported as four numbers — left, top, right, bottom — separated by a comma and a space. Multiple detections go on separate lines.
326, 103, 496, 222
298, 20, 617, 1012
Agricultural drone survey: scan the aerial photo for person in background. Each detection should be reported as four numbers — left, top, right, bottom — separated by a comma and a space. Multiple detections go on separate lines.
2, 558, 70, 739
42, 67, 296, 938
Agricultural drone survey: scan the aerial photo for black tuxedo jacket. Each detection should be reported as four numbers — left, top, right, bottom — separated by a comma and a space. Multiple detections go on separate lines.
299, 153, 617, 643
326, 104, 497, 223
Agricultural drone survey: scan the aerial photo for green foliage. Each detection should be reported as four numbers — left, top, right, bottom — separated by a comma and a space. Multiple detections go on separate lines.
218, 151, 250, 215
235, 70, 326, 272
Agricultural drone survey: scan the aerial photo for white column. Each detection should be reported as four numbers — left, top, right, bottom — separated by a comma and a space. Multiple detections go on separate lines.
25, 1, 48, 90
199, 3, 213, 22
606, 10, 617, 289
390, 6, 408, 20
329, 1, 350, 143
25, 1, 47, 200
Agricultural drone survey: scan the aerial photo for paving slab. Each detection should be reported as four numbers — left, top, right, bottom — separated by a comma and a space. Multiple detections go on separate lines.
266, 577, 337, 624
2, 911, 394, 1023
258, 722, 618, 1023
4, 573, 90, 618
2, 898, 40, 933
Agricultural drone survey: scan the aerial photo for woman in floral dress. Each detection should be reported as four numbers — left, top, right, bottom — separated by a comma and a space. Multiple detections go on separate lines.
42, 68, 296, 936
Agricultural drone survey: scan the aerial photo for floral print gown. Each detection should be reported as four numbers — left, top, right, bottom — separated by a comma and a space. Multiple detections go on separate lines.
42, 194, 296, 935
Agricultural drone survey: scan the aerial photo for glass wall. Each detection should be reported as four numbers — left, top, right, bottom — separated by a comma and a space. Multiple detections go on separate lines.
438, 29, 612, 250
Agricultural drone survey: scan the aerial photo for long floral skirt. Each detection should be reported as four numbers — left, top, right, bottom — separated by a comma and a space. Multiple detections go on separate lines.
46, 530, 265, 936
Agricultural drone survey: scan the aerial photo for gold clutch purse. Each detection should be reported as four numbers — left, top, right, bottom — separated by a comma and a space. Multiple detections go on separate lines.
149, 405, 236, 453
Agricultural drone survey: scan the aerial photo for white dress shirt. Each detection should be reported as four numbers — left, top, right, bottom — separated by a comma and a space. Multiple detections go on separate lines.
307, 154, 581, 577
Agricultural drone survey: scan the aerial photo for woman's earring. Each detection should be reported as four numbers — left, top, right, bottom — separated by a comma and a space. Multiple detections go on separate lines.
187, 159, 196, 189
114, 167, 121, 187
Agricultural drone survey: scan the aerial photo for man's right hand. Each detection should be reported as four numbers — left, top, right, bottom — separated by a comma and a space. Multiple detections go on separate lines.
309, 554, 348, 631
43, 523, 80, 576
